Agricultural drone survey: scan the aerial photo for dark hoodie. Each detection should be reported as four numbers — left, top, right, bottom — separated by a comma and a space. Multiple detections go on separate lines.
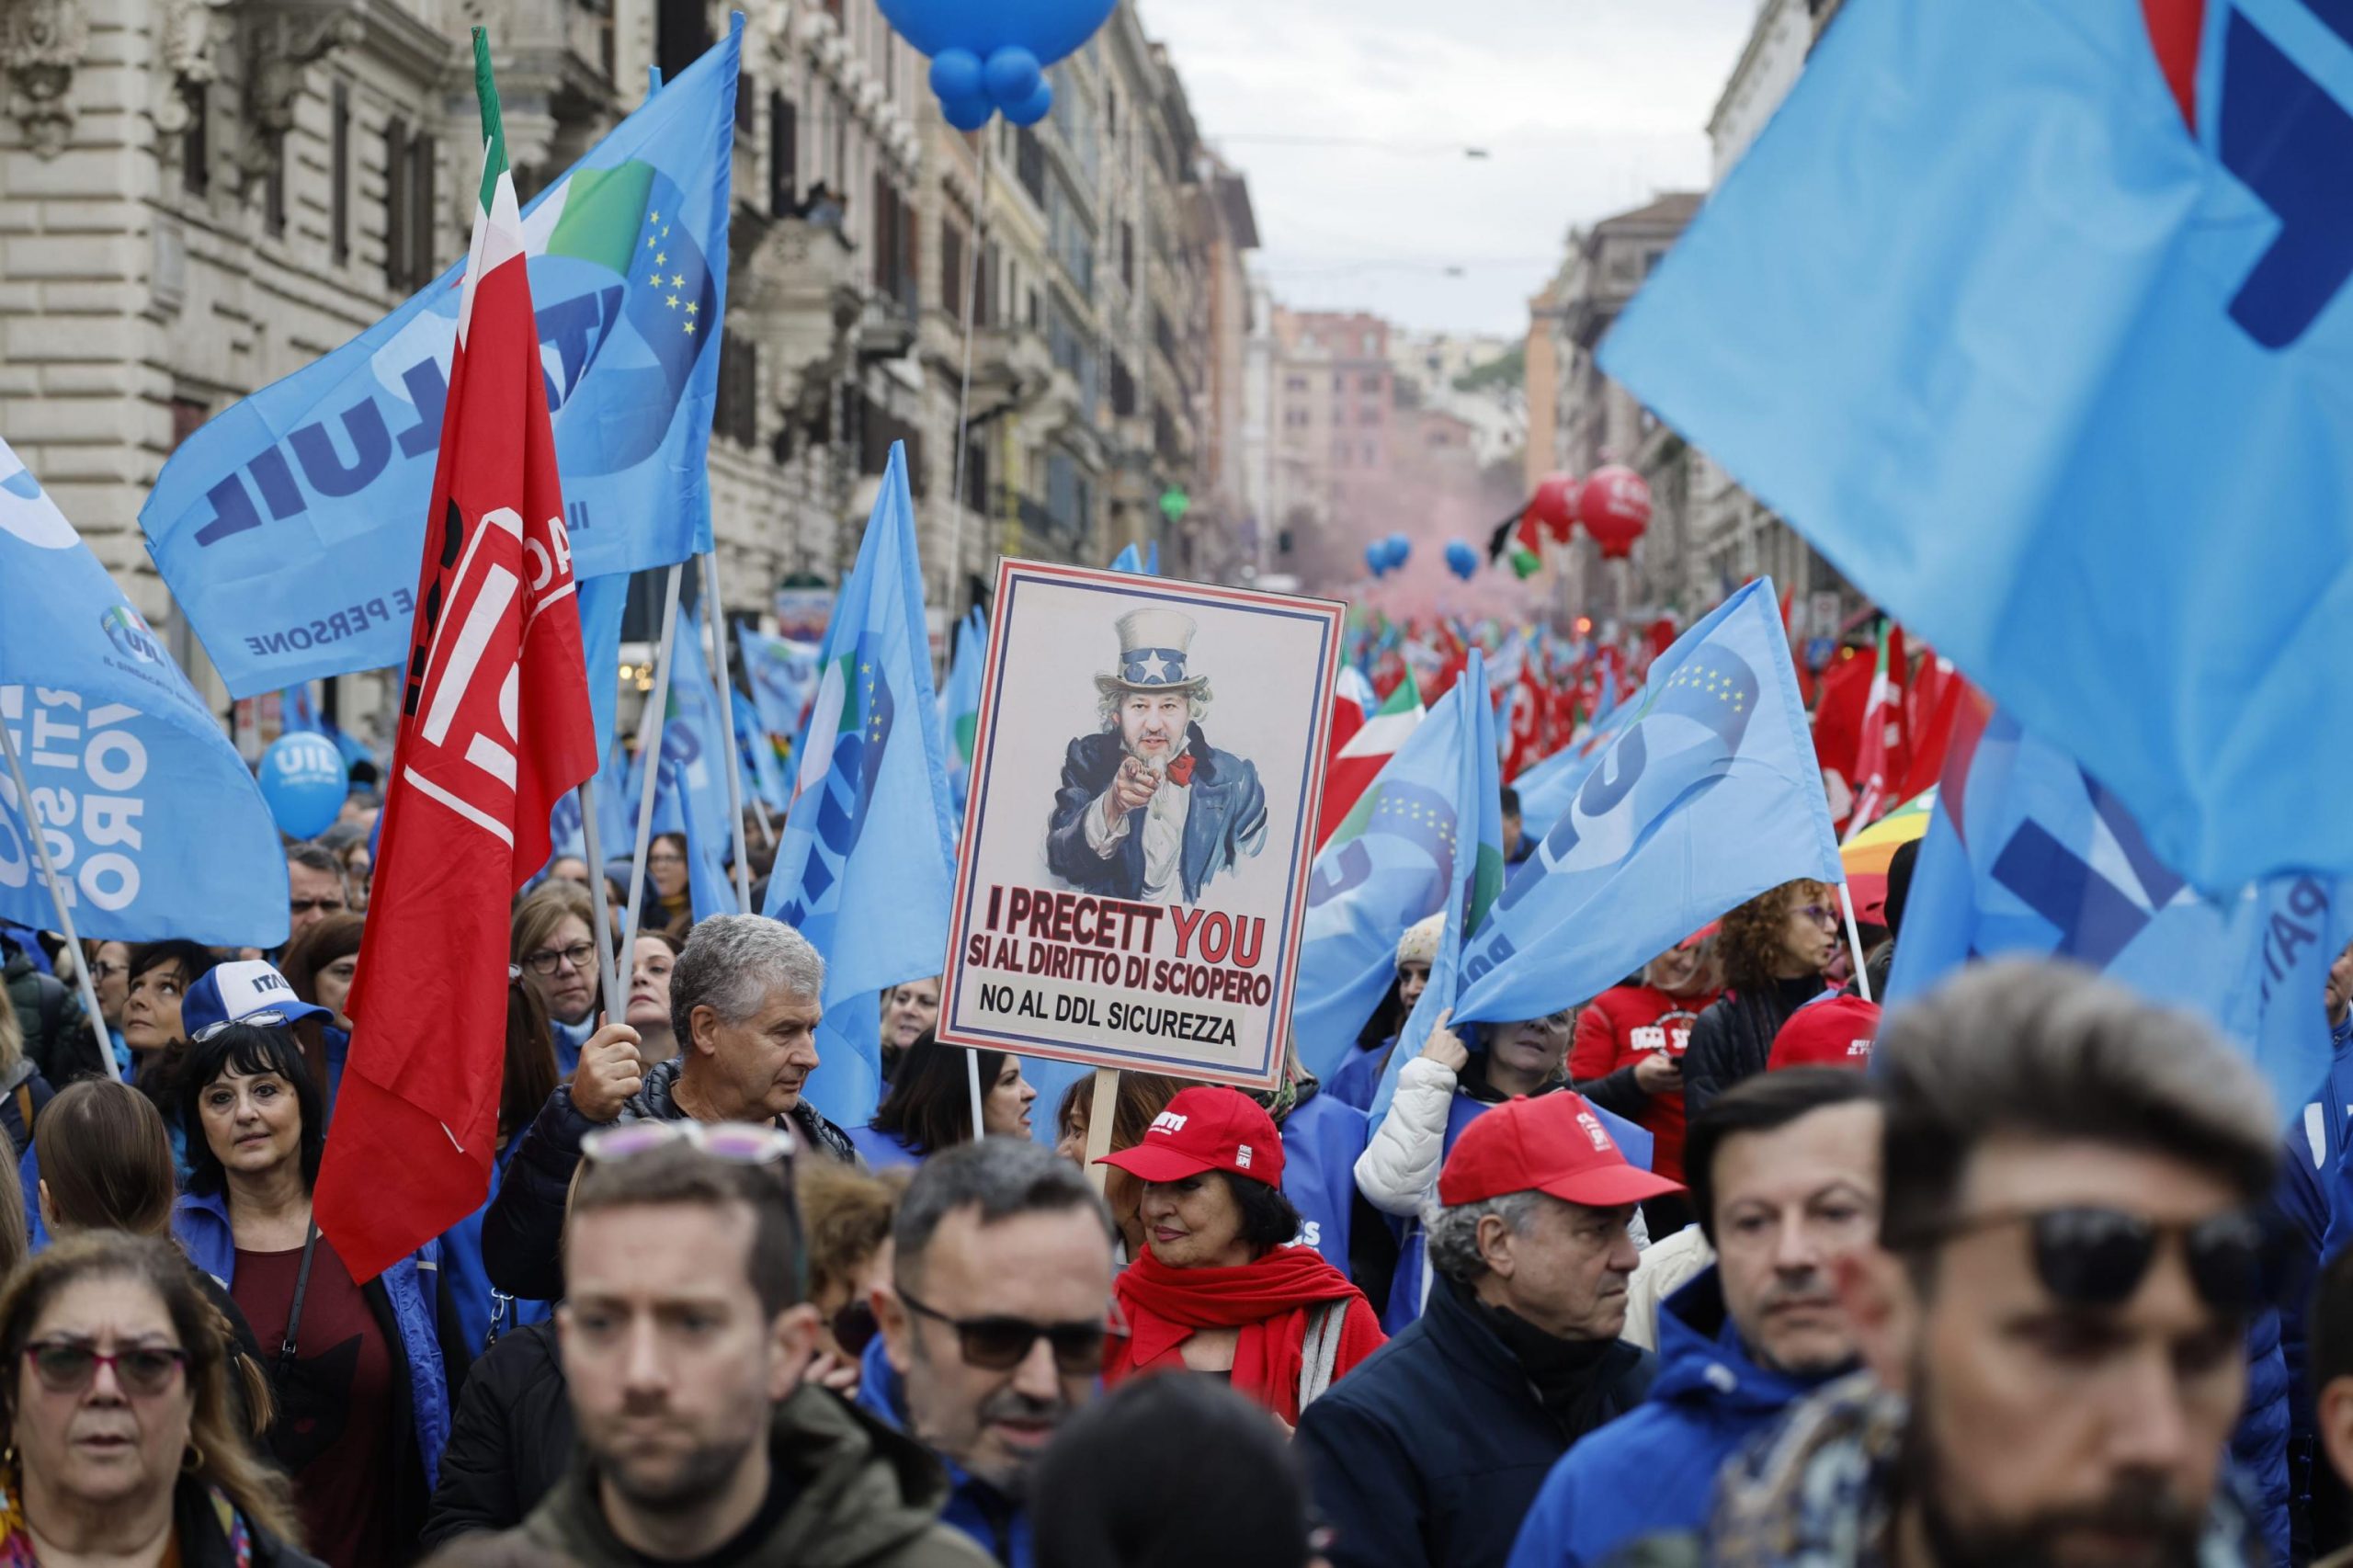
508, 1383, 993, 1568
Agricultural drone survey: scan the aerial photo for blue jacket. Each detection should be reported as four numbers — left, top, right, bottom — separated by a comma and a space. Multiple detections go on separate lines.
1505, 1268, 1836, 1568
1280, 1085, 1368, 1270
439, 1138, 553, 1359
847, 1122, 924, 1171
855, 1334, 1032, 1567
1296, 1270, 1654, 1568
1044, 727, 1268, 904
174, 1188, 454, 1503
1328, 1037, 1394, 1114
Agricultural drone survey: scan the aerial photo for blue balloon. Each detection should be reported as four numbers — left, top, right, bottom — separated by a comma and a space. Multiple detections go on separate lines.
1385, 532, 1412, 570
257, 731, 348, 840
1003, 79, 1053, 126
878, 0, 1116, 72
930, 48, 985, 103
983, 45, 1042, 106
1364, 540, 1385, 576
1444, 540, 1479, 581
941, 92, 994, 131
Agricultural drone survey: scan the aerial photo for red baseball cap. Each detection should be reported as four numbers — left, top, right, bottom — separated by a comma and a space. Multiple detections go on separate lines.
1097, 1085, 1285, 1188
1438, 1092, 1684, 1209
1768, 995, 1881, 1073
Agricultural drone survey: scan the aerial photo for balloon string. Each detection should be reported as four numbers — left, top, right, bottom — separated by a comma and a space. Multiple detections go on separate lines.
946, 131, 994, 610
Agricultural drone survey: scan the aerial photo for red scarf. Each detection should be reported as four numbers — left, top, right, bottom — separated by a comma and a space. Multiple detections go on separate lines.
1108, 1246, 1384, 1425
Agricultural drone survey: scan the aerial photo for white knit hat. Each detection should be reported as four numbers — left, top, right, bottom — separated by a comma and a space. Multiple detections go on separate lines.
1395, 913, 1445, 969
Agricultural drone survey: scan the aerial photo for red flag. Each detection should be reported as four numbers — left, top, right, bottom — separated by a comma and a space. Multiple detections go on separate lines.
1810, 642, 1874, 834
1505, 654, 1550, 781
1317, 681, 1424, 847
1844, 623, 1907, 837
1899, 653, 1964, 802
315, 40, 596, 1281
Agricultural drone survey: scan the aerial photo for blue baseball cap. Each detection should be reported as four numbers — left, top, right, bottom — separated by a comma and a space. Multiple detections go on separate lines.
179, 960, 329, 1042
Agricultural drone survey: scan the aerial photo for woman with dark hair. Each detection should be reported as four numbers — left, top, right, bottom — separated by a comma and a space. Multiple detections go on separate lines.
1033, 1374, 1331, 1568
437, 977, 562, 1358
172, 1024, 462, 1567
1053, 1070, 1188, 1262
1678, 878, 1838, 1119
278, 913, 363, 1116
645, 831, 689, 932
848, 1032, 1036, 1168
120, 941, 220, 1090
1101, 1086, 1382, 1426
0, 1232, 317, 1565
622, 931, 680, 1068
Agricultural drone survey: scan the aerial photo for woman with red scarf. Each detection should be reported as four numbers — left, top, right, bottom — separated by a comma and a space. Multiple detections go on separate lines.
1099, 1085, 1384, 1426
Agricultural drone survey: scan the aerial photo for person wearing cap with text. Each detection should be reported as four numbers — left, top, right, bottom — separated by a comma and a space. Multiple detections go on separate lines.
1100, 1085, 1383, 1426
1297, 1090, 1680, 1568
1045, 607, 1268, 904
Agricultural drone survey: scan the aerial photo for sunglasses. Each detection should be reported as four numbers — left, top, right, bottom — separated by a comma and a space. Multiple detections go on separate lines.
190, 1009, 293, 1043
582, 1120, 797, 1165
24, 1341, 188, 1397
895, 1286, 1129, 1374
1792, 903, 1838, 927
1893, 1206, 2272, 1315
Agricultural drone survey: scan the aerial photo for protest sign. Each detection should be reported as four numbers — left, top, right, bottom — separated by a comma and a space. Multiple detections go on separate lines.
938, 561, 1343, 1090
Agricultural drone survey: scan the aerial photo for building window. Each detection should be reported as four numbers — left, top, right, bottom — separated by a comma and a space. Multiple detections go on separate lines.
941, 220, 964, 321
383, 116, 408, 288
1108, 355, 1135, 418
1359, 372, 1381, 391
1119, 221, 1134, 290
330, 81, 350, 265
170, 397, 209, 450
1285, 375, 1306, 393
768, 92, 796, 216
265, 158, 286, 236
657, 0, 711, 78
713, 330, 759, 447
180, 81, 208, 197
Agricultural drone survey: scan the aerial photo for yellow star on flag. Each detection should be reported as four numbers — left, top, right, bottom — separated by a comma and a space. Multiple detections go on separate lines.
684, 321, 696, 335
686, 302, 699, 316
666, 294, 680, 308
655, 251, 666, 266
671, 274, 685, 289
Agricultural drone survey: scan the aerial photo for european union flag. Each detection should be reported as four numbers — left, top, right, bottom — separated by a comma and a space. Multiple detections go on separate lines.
0, 437, 288, 948
761, 445, 956, 1130
1599, 0, 2353, 891
142, 19, 743, 698
1451, 582, 1842, 1029
1890, 705, 2351, 1127
740, 626, 820, 776
1293, 656, 1505, 1084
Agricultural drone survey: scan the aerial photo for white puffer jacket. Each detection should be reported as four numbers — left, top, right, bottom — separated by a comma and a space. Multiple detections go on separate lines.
1353, 1055, 1460, 1217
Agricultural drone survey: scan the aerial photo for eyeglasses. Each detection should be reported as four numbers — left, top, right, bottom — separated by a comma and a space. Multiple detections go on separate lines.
523, 941, 599, 976
190, 1009, 292, 1043
647, 851, 687, 867
895, 1286, 1128, 1374
24, 1341, 188, 1397
1792, 903, 1838, 927
1889, 1206, 2273, 1316
582, 1120, 799, 1165
88, 960, 125, 982
289, 897, 347, 915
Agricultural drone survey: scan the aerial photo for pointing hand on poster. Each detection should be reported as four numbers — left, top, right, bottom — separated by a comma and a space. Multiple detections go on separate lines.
1105, 754, 1160, 826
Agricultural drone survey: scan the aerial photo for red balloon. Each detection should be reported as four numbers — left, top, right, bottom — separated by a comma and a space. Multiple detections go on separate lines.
1578, 464, 1652, 560
1531, 472, 1578, 544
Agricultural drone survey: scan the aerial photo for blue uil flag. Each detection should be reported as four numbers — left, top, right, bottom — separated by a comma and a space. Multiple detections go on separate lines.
1451, 581, 1843, 1028
0, 437, 290, 948
761, 444, 956, 1130
141, 19, 743, 698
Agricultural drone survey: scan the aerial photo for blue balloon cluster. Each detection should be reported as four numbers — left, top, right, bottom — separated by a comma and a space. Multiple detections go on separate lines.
881, 0, 1118, 129
1364, 534, 1413, 577
1444, 540, 1480, 581
257, 731, 348, 840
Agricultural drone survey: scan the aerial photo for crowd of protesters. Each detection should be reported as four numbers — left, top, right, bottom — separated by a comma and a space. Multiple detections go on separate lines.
0, 803, 2344, 1568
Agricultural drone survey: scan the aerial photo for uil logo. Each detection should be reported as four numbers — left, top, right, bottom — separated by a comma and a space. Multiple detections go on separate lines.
1148, 1110, 1188, 1137
1575, 1111, 1613, 1153
98, 605, 165, 665
1235, 1144, 1253, 1169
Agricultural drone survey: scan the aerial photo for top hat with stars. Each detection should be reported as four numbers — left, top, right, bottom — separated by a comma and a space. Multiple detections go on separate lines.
1094, 607, 1210, 697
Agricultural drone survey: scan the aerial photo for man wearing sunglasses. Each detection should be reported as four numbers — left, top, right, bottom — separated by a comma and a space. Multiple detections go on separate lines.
861, 1139, 1119, 1567
1610, 960, 2280, 1568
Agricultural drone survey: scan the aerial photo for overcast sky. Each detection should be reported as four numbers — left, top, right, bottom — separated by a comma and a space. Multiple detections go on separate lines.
1145, 0, 1759, 340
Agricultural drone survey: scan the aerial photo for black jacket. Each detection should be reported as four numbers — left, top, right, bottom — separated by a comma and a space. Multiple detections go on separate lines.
1294, 1272, 1654, 1568
170, 1477, 325, 1568
481, 1056, 858, 1301
1679, 975, 1827, 1119
421, 1321, 573, 1549
3, 945, 96, 1087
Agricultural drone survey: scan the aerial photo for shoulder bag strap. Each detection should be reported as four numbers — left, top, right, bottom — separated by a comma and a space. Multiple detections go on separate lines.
277, 1221, 322, 1377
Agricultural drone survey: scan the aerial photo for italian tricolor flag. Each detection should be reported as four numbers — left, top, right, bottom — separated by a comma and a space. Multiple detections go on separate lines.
1315, 679, 1426, 848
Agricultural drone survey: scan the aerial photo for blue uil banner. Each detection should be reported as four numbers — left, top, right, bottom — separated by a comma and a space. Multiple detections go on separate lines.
1451, 580, 1844, 1028
761, 445, 957, 1131
141, 19, 743, 698
0, 438, 290, 948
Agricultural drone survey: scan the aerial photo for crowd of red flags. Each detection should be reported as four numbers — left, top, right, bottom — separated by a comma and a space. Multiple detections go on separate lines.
1324, 597, 1960, 852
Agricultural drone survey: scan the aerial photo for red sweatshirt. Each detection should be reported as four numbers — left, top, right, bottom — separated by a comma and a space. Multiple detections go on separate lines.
1569, 983, 1720, 1182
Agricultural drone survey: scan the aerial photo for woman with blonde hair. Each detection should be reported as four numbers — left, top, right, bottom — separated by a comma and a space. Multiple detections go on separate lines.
508, 882, 602, 1076
0, 1231, 315, 1564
